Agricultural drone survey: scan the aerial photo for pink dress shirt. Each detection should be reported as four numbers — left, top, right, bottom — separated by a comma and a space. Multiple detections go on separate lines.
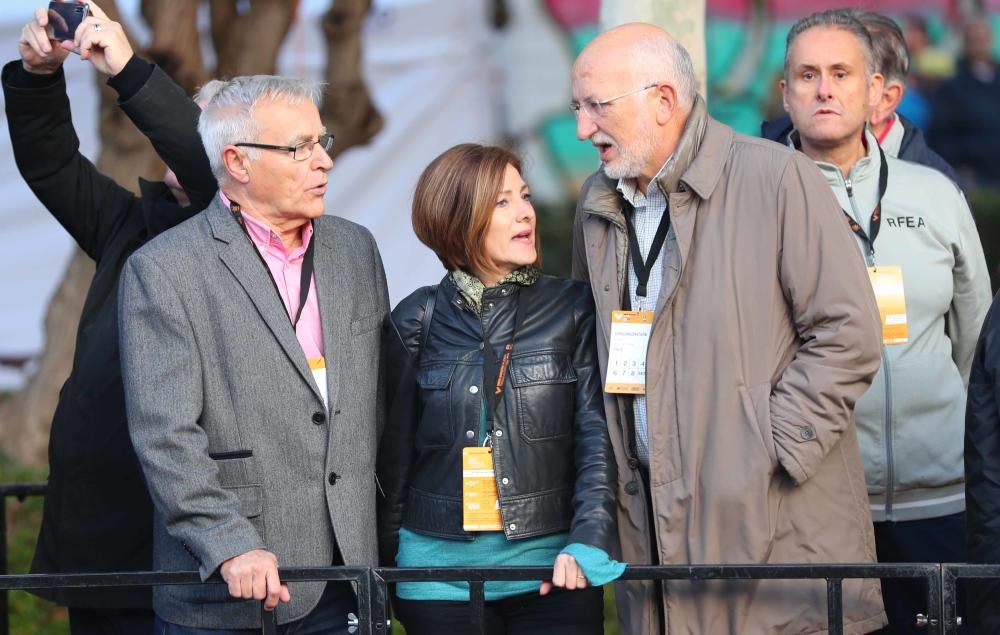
218, 192, 325, 363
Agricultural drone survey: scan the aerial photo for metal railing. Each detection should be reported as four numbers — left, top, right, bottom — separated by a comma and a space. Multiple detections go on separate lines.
0, 482, 46, 635
3, 484, 999, 635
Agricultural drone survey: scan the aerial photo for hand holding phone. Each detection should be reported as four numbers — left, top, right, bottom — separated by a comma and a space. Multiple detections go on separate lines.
18, 5, 76, 74
46, 2, 89, 42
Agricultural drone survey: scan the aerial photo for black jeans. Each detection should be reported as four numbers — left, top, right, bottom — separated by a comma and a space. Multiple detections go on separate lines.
68, 607, 155, 635
393, 586, 605, 635
872, 512, 966, 635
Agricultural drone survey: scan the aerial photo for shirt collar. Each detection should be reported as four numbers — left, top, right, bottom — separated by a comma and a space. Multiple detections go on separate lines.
616, 156, 672, 207
219, 190, 313, 259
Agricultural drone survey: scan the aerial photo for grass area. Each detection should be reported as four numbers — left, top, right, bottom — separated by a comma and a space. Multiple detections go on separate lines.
0, 453, 67, 635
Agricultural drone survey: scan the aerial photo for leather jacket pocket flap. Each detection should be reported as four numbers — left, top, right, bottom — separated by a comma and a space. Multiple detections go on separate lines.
223, 484, 263, 518
416, 363, 456, 389
509, 353, 577, 387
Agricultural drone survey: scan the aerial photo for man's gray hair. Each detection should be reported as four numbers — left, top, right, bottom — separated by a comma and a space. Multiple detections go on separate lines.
197, 75, 325, 182
630, 33, 698, 111
783, 9, 876, 81
852, 10, 909, 84
193, 79, 227, 105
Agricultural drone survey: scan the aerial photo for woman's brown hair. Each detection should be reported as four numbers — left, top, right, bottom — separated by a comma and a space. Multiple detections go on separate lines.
412, 144, 541, 276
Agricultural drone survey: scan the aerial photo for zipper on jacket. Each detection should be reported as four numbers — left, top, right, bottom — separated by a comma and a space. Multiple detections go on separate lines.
844, 170, 893, 519
883, 349, 895, 519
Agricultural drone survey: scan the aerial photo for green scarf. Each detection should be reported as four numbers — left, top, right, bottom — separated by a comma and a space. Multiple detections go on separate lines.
450, 267, 540, 315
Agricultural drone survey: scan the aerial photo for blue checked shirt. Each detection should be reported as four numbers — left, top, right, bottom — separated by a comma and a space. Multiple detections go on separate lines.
617, 170, 672, 467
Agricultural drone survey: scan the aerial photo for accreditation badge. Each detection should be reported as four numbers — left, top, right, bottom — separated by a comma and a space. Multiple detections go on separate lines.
605, 310, 654, 394
308, 356, 329, 408
462, 447, 503, 531
867, 266, 908, 345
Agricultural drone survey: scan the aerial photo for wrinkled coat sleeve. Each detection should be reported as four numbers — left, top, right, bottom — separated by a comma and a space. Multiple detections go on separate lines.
946, 186, 991, 385
119, 251, 266, 579
571, 199, 591, 284
3, 61, 136, 262
118, 65, 216, 211
769, 153, 882, 485
965, 292, 1000, 633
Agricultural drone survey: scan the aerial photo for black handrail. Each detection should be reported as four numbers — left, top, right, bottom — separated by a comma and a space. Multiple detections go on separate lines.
4, 484, 999, 635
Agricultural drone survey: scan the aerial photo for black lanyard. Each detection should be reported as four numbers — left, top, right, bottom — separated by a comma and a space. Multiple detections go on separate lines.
229, 199, 315, 330
624, 201, 671, 297
843, 146, 889, 261
482, 286, 530, 426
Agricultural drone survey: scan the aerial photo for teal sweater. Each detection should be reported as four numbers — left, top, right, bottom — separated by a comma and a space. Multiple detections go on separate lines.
395, 529, 625, 601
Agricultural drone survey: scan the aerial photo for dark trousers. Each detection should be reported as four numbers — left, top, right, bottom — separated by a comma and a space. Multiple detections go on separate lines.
393, 586, 605, 635
154, 582, 356, 635
872, 512, 966, 634
68, 607, 155, 635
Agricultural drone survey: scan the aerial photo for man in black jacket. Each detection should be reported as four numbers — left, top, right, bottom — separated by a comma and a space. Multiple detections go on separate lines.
966, 290, 1000, 633
5, 3, 216, 632
761, 9, 960, 187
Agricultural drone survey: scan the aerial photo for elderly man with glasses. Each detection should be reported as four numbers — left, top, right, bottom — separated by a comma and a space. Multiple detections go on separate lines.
570, 23, 887, 634
118, 75, 389, 634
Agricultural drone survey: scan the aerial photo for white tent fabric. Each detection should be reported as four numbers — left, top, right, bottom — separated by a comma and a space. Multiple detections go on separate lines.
0, 0, 536, 386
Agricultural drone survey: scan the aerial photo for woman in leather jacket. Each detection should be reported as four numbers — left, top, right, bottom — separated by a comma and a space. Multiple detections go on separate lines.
377, 144, 621, 634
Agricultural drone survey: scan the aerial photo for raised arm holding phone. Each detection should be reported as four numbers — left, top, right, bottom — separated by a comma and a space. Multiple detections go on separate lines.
6, 3, 216, 632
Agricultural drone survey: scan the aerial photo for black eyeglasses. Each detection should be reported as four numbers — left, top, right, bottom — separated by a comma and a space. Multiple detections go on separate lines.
235, 132, 335, 161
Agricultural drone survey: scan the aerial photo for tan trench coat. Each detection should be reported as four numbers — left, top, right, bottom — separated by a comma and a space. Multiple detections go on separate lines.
571, 105, 887, 635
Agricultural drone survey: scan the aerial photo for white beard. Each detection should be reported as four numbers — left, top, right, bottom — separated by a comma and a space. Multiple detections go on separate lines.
597, 121, 658, 180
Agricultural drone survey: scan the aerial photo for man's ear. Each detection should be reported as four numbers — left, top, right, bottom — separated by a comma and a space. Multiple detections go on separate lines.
654, 82, 679, 125
868, 72, 886, 110
222, 146, 251, 184
882, 81, 905, 113
779, 78, 790, 113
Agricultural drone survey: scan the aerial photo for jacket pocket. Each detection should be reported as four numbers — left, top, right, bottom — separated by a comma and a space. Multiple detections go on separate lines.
416, 363, 457, 449
510, 353, 578, 442
889, 352, 966, 492
222, 484, 266, 541
351, 312, 384, 336
740, 382, 778, 469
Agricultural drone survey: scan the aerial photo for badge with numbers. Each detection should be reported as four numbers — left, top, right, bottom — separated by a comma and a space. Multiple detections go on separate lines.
605, 310, 654, 394
867, 266, 908, 345
462, 447, 502, 531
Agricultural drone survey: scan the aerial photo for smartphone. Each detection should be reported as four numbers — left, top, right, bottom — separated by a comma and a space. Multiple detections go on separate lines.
46, 2, 90, 42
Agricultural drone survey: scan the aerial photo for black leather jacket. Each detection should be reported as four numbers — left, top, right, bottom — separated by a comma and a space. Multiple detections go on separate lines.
377, 274, 617, 563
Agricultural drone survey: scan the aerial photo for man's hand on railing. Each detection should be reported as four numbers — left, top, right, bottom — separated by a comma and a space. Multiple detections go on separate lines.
220, 549, 291, 611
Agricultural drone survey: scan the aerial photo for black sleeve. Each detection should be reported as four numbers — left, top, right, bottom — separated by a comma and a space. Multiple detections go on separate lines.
117, 62, 217, 211
375, 287, 433, 566
965, 291, 1000, 633
3, 59, 138, 261
567, 283, 618, 551
106, 53, 154, 102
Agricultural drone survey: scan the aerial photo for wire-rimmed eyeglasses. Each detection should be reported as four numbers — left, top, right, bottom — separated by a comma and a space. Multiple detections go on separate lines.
570, 83, 662, 120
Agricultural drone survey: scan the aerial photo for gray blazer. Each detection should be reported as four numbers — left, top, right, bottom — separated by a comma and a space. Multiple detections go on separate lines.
119, 197, 388, 628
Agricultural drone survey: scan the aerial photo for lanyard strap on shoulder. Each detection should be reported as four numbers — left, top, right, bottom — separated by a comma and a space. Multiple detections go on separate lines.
843, 146, 889, 260
229, 199, 315, 330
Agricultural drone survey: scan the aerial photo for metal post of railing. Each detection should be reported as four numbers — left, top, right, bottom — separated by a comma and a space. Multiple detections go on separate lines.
469, 578, 486, 635
924, 563, 944, 635
941, 564, 959, 635
826, 578, 843, 635
0, 482, 47, 635
0, 492, 8, 635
